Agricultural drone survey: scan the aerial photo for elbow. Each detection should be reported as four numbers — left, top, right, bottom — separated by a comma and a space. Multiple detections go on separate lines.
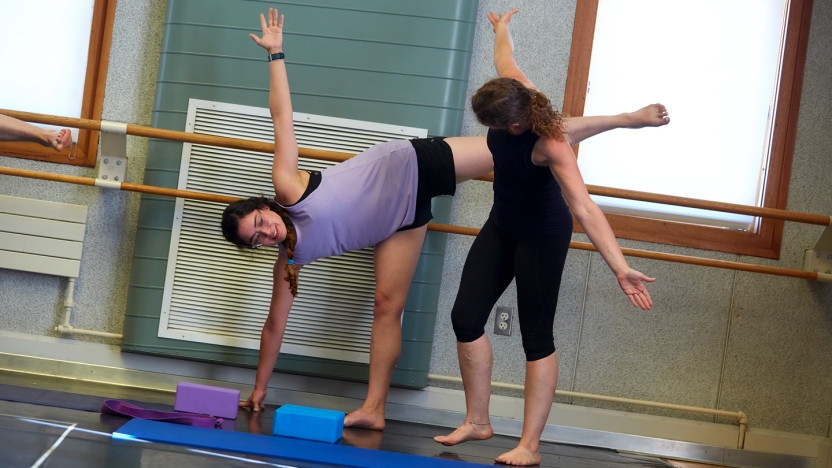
571, 202, 601, 224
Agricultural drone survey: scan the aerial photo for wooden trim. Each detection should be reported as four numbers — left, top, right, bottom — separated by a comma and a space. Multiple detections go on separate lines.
0, 0, 116, 167
564, 0, 814, 259
562, 0, 598, 158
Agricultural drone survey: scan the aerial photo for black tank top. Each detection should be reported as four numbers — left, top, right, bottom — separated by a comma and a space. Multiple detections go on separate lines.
487, 128, 573, 237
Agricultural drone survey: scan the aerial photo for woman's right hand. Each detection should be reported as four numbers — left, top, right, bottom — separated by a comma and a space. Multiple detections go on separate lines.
487, 8, 519, 33
239, 386, 268, 412
250, 8, 284, 54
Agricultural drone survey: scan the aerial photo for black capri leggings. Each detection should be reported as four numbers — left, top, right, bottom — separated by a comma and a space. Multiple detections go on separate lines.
450, 218, 572, 361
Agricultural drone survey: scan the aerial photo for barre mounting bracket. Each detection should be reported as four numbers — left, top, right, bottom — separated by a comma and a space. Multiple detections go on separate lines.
97, 121, 128, 187
803, 219, 832, 282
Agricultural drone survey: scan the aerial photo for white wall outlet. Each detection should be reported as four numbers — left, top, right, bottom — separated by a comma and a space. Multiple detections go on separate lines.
494, 306, 513, 336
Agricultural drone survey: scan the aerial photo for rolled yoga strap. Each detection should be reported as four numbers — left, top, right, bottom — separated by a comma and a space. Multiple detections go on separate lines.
101, 399, 223, 429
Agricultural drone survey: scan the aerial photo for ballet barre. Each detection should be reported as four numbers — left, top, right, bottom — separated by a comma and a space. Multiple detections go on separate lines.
1, 109, 829, 282
0, 165, 828, 283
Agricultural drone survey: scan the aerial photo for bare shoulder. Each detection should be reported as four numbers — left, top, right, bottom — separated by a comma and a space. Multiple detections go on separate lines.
531, 136, 572, 166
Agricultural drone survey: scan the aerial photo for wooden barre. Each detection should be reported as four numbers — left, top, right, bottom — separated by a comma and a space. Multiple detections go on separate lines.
2, 108, 829, 226
0, 166, 817, 282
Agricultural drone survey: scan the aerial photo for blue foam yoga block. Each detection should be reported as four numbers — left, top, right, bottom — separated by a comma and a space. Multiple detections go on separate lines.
272, 404, 345, 443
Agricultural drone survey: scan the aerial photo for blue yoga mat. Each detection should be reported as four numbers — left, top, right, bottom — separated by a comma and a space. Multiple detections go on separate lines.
114, 419, 482, 468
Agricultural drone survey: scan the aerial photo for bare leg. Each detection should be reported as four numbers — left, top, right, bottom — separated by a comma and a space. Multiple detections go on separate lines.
445, 136, 493, 183
433, 335, 495, 445
344, 225, 428, 430
563, 103, 670, 146
494, 352, 559, 466
0, 114, 73, 151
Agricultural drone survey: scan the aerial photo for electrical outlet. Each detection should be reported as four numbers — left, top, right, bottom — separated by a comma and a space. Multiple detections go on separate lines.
494, 306, 513, 336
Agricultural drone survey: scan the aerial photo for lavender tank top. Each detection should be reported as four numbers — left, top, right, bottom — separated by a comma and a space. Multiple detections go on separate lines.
277, 139, 418, 265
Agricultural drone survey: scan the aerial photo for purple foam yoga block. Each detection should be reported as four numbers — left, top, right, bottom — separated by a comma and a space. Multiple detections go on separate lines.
174, 382, 240, 420
273, 404, 344, 443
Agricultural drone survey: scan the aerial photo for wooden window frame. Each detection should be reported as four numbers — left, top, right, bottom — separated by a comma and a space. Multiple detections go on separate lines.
0, 0, 116, 168
564, 0, 814, 259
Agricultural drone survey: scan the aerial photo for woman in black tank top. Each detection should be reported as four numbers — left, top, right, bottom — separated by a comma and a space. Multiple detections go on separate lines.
435, 9, 670, 466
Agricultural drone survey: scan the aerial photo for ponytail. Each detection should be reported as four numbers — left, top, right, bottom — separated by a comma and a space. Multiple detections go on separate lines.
275, 208, 299, 296
528, 91, 564, 141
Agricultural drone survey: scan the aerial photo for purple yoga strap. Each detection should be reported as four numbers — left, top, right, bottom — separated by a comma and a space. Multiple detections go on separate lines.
101, 399, 223, 429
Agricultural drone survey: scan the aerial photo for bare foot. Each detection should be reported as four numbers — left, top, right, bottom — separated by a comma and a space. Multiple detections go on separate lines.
433, 421, 493, 446
47, 128, 73, 151
626, 104, 670, 128
494, 445, 541, 466
344, 406, 385, 430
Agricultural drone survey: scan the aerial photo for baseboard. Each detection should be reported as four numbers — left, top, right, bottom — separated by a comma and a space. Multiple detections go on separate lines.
0, 330, 826, 468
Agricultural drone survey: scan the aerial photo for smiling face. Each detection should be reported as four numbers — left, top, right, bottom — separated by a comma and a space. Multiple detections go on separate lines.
236, 206, 287, 248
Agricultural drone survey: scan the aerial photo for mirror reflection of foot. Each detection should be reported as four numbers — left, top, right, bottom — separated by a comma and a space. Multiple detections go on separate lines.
437, 451, 464, 461
241, 406, 266, 434
341, 426, 383, 450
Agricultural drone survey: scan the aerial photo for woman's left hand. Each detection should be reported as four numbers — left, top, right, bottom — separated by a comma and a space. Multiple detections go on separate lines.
487, 9, 519, 33
616, 268, 655, 310
250, 7, 284, 53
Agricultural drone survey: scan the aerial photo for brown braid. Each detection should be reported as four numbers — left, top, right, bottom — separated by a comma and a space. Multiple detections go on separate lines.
471, 77, 565, 141
274, 208, 299, 296
220, 196, 300, 297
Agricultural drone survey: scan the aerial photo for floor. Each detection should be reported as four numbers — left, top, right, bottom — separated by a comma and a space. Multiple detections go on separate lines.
0, 371, 723, 467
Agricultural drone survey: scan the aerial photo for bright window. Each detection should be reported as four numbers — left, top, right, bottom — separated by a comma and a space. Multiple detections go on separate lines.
0, 0, 96, 143
0, 0, 114, 167
578, 0, 788, 230
564, 0, 812, 258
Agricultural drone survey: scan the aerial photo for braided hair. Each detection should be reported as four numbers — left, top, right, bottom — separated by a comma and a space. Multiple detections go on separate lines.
220, 196, 299, 296
471, 77, 565, 141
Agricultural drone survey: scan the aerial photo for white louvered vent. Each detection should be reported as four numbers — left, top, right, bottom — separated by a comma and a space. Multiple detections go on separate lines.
159, 99, 427, 363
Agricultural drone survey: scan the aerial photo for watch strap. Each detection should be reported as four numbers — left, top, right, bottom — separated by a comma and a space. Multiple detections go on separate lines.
267, 52, 285, 62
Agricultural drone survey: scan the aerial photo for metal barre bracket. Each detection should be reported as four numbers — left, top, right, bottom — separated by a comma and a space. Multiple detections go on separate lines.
803, 218, 832, 282
97, 121, 128, 187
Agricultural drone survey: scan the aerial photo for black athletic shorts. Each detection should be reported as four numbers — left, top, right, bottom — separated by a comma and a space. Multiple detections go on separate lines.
398, 137, 457, 231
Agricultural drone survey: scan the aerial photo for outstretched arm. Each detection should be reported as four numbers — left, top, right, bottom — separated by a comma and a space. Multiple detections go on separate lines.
240, 255, 302, 412
250, 8, 305, 204
540, 138, 655, 310
488, 9, 535, 89
0, 114, 73, 151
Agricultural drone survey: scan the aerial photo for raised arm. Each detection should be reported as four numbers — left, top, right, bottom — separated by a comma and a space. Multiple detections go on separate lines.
240, 254, 302, 412
540, 138, 655, 310
0, 114, 73, 151
488, 9, 535, 89
250, 9, 305, 204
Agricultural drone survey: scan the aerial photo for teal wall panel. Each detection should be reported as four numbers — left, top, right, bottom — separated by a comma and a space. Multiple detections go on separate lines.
123, 0, 478, 388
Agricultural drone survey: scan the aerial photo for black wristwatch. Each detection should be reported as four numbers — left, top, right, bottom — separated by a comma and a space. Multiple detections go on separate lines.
267, 52, 285, 62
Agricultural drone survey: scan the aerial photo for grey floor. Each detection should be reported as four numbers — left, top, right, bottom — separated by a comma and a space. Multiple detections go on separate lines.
0, 371, 676, 467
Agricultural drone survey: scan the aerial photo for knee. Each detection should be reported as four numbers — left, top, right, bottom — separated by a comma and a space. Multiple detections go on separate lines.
373, 290, 403, 321
450, 308, 485, 343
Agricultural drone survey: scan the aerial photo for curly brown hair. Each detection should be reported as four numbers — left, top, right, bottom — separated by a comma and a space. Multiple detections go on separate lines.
221, 196, 299, 296
471, 77, 565, 141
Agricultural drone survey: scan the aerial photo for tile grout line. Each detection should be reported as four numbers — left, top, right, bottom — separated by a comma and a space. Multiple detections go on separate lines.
568, 250, 593, 400
714, 256, 740, 422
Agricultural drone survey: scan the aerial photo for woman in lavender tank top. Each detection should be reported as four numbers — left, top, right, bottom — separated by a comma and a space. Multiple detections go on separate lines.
219, 9, 668, 432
